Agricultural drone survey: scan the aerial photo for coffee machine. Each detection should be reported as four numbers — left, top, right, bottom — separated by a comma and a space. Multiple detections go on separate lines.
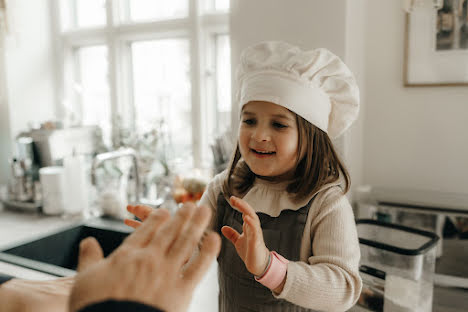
4, 126, 100, 212
6, 136, 40, 210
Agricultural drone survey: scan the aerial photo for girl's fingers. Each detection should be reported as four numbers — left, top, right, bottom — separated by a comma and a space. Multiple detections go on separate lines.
244, 215, 263, 240
244, 216, 255, 239
183, 232, 221, 290
127, 204, 153, 221
124, 208, 171, 247
244, 216, 264, 255
230, 196, 260, 226
243, 216, 270, 276
221, 226, 240, 245
124, 218, 142, 229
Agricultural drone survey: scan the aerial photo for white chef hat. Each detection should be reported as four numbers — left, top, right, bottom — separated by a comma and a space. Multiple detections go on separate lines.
236, 41, 359, 139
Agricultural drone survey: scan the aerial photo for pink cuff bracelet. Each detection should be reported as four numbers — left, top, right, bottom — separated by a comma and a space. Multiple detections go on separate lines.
254, 251, 289, 290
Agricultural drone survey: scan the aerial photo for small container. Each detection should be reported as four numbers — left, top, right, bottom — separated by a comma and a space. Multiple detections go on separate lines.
39, 166, 66, 215
63, 153, 89, 216
356, 219, 439, 312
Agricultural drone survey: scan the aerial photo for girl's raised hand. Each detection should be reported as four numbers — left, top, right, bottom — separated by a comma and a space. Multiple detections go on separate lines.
221, 196, 270, 276
124, 204, 154, 229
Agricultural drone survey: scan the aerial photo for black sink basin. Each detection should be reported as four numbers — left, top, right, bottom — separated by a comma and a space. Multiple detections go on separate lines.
0, 222, 130, 277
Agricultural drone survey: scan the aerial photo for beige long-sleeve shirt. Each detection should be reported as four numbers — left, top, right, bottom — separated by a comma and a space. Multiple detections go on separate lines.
199, 171, 362, 311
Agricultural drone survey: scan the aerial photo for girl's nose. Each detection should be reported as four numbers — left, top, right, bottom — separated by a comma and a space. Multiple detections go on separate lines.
251, 127, 271, 142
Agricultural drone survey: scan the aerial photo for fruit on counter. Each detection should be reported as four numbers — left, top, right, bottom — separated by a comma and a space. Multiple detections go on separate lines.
182, 177, 208, 194
172, 175, 208, 204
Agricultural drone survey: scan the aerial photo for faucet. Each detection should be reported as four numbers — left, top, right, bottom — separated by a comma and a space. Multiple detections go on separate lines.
91, 147, 140, 203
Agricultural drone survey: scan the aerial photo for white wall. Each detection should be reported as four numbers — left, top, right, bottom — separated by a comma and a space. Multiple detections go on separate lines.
0, 0, 56, 183
344, 0, 367, 196
363, 0, 468, 194
0, 34, 12, 185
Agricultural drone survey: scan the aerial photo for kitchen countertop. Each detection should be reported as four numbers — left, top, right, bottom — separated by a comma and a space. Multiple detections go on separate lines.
0, 207, 465, 311
363, 186, 468, 215
0, 210, 78, 249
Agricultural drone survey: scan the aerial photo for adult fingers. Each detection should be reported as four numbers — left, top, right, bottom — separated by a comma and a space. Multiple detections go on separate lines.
166, 205, 212, 264
124, 208, 170, 247
127, 204, 153, 221
221, 226, 240, 245
124, 218, 142, 229
148, 202, 196, 252
77, 237, 104, 272
183, 232, 221, 290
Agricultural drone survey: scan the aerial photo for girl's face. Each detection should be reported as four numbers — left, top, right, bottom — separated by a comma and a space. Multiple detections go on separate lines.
239, 101, 299, 178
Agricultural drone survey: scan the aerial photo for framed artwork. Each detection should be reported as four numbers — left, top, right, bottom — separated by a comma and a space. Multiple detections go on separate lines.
404, 0, 468, 86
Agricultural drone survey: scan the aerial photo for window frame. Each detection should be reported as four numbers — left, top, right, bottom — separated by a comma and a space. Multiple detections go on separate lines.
51, 0, 230, 168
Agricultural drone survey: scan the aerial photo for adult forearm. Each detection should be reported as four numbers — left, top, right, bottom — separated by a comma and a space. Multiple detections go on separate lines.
0, 276, 73, 312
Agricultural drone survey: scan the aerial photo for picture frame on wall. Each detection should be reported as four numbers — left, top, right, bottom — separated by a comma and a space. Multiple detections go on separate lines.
404, 0, 468, 86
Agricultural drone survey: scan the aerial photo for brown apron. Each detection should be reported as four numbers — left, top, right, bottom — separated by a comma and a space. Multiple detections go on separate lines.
215, 194, 317, 312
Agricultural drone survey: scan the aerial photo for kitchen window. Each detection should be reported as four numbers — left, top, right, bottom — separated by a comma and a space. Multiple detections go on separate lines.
53, 0, 231, 168
75, 46, 112, 146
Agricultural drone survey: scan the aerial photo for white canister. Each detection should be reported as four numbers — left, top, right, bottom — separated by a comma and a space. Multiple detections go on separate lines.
39, 166, 66, 215
63, 154, 88, 216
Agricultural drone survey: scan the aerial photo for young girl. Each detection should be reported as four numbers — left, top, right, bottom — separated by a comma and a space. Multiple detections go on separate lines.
127, 41, 362, 312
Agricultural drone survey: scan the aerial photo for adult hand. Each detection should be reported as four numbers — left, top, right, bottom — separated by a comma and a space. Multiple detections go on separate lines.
221, 196, 270, 277
0, 276, 74, 312
69, 203, 221, 312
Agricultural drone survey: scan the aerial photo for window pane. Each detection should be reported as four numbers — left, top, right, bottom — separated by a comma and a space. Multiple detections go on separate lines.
215, 34, 231, 132
76, 46, 111, 145
215, 0, 230, 11
201, 0, 230, 12
131, 39, 191, 162
127, 0, 188, 22
76, 0, 107, 28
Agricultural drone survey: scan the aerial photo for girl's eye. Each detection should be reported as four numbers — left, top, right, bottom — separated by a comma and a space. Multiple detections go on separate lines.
243, 119, 255, 125
273, 122, 287, 129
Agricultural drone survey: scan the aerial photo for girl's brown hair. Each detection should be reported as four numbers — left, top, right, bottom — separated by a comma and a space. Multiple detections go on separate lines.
222, 113, 350, 202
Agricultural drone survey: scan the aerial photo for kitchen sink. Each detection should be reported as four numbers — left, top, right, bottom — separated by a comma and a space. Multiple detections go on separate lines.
0, 219, 131, 277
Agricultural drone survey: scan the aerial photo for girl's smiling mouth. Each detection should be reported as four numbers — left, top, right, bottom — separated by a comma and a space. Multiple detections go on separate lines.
251, 148, 276, 157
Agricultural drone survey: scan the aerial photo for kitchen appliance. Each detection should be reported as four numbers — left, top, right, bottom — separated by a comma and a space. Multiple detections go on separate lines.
7, 158, 36, 202
354, 219, 439, 312
28, 126, 100, 167
3, 126, 100, 212
4, 136, 41, 211
354, 186, 468, 290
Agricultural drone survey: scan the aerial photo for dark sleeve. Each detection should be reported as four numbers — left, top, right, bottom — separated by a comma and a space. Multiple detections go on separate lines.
78, 300, 164, 312
0, 273, 13, 285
